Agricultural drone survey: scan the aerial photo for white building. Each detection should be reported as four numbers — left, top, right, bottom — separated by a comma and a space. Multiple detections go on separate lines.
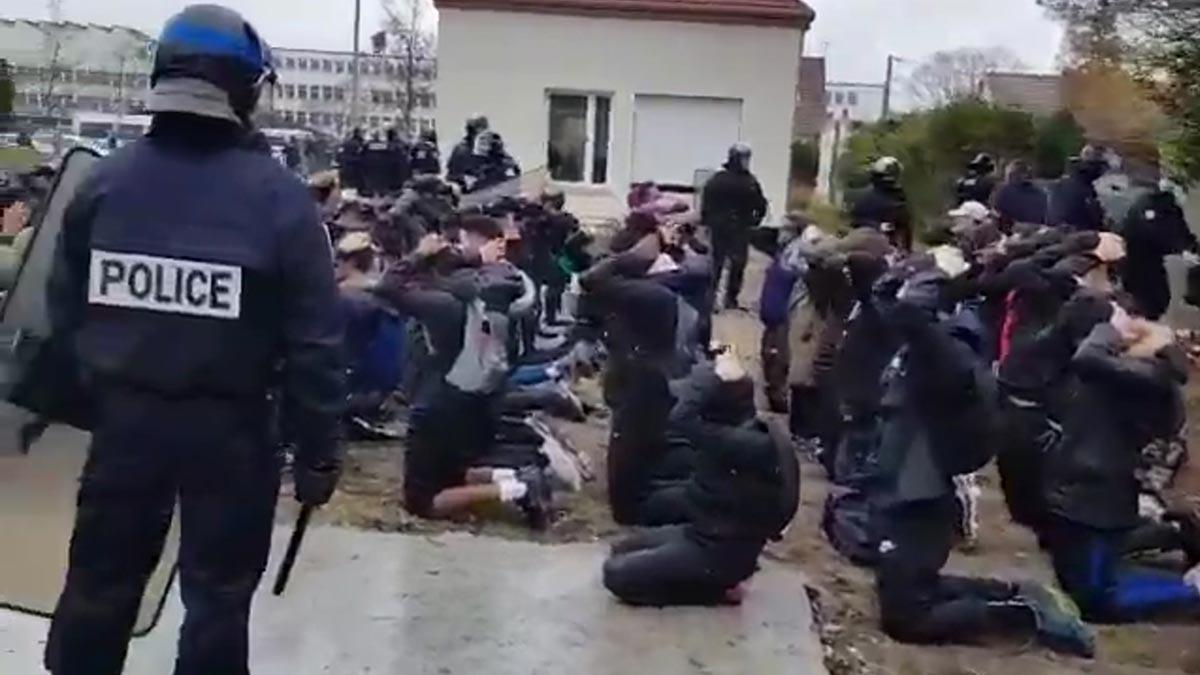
1, 19, 154, 121
825, 81, 885, 124
0, 19, 437, 138
435, 0, 814, 219
268, 49, 437, 137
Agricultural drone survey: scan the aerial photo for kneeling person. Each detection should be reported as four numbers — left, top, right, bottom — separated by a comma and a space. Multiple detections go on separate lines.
603, 351, 800, 606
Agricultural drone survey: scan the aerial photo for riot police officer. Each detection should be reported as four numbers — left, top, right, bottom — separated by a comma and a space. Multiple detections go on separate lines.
447, 114, 488, 189
1049, 144, 1109, 231
410, 128, 441, 176
955, 153, 997, 206
701, 143, 767, 310
850, 156, 914, 250
42, 6, 344, 674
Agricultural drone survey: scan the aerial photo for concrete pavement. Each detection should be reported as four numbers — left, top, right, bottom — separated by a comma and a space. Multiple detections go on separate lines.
1, 526, 826, 675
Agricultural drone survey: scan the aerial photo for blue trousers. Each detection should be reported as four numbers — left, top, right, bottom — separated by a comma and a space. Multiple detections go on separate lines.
1045, 515, 1200, 623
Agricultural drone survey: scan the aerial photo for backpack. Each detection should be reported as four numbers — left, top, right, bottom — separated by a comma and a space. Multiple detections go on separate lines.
445, 298, 510, 394
821, 486, 880, 567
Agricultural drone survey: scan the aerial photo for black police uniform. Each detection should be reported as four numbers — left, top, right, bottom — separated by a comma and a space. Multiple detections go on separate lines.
701, 164, 767, 308
43, 114, 343, 675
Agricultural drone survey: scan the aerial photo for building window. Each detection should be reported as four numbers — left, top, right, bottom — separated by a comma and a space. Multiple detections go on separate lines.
298, 58, 308, 71
335, 61, 345, 74
297, 111, 307, 124
547, 92, 612, 184
284, 57, 295, 69
847, 92, 859, 106
322, 86, 333, 101
297, 85, 308, 100
335, 87, 345, 102
310, 59, 320, 70
323, 59, 333, 72
284, 84, 295, 99
834, 91, 845, 105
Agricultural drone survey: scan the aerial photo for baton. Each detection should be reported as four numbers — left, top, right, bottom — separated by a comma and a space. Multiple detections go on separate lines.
272, 505, 314, 596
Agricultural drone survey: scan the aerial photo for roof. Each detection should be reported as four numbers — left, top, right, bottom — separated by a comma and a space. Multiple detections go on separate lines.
433, 0, 815, 29
984, 72, 1064, 117
793, 57, 826, 137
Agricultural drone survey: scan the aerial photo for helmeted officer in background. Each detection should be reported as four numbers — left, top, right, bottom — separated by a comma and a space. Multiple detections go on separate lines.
411, 128, 441, 176
447, 114, 488, 189
41, 5, 344, 674
1049, 144, 1109, 231
701, 143, 767, 311
385, 127, 412, 193
850, 156, 914, 251
955, 153, 997, 206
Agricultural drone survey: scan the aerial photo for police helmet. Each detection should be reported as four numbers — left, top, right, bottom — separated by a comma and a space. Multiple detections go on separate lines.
466, 114, 490, 136
870, 156, 904, 183
148, 4, 277, 125
1076, 144, 1110, 180
728, 143, 752, 162
968, 153, 995, 174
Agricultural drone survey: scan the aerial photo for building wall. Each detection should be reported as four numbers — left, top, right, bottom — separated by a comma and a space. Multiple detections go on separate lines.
437, 8, 804, 217
826, 82, 885, 124
269, 49, 437, 136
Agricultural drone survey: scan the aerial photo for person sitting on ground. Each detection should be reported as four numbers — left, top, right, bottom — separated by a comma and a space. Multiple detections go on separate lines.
336, 232, 405, 439
372, 217, 553, 528
870, 263, 1095, 657
603, 350, 799, 606
1040, 307, 1200, 623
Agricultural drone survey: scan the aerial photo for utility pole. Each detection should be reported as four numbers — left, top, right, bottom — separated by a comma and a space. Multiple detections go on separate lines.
350, 0, 362, 131
881, 54, 895, 120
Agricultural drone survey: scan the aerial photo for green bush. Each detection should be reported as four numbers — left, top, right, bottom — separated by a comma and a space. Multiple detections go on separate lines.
1033, 110, 1086, 179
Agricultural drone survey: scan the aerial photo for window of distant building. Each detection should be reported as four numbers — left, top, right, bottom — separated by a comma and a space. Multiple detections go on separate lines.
834, 91, 844, 105
310, 59, 320, 70
335, 61, 344, 74
334, 87, 345, 101
322, 86, 333, 101
284, 57, 295, 69
297, 85, 308, 100
284, 84, 295, 99
323, 60, 332, 72
847, 92, 859, 106
296, 111, 307, 124
547, 92, 611, 185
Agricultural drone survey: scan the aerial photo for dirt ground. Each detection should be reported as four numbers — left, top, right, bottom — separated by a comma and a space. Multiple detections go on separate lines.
290, 252, 1200, 675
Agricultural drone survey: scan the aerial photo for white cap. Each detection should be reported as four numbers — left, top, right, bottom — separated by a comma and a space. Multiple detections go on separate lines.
948, 201, 990, 223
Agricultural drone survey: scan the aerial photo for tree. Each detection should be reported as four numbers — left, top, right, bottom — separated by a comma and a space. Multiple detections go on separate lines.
906, 47, 1026, 106
1039, 0, 1200, 182
380, 0, 436, 136
0, 59, 14, 118
1033, 110, 1087, 178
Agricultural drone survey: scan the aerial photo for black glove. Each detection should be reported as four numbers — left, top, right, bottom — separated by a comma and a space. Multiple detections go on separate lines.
294, 462, 341, 506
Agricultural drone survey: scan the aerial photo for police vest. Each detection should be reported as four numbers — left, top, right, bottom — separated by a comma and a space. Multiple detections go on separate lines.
87, 249, 242, 319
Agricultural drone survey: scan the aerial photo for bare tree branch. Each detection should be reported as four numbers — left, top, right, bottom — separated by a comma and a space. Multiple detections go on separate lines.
380, 0, 437, 135
906, 47, 1026, 107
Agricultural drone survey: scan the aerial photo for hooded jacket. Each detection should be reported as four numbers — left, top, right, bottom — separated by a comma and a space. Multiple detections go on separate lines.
669, 364, 800, 539
1043, 323, 1188, 531
1049, 169, 1106, 231
994, 178, 1049, 228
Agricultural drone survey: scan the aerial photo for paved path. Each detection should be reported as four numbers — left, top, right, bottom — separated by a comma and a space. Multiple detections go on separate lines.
1, 526, 826, 675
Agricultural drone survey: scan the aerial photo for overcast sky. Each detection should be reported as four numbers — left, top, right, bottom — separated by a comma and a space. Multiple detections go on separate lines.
5, 0, 1064, 92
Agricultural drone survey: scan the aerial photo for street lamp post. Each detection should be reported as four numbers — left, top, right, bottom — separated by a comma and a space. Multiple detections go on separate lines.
350, 0, 362, 131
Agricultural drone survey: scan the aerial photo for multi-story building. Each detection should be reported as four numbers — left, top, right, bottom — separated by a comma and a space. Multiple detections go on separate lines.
825, 81, 886, 124
1, 19, 154, 121
0, 18, 438, 138
268, 48, 437, 137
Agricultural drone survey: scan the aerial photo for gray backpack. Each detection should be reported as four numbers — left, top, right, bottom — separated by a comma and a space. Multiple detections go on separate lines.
445, 298, 510, 394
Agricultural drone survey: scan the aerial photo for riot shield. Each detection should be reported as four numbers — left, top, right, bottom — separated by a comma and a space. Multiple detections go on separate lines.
0, 148, 179, 636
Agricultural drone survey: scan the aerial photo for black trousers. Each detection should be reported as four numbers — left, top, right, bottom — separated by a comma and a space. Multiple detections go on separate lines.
711, 227, 751, 308
876, 498, 1025, 645
995, 398, 1053, 532
46, 389, 279, 675
603, 525, 763, 606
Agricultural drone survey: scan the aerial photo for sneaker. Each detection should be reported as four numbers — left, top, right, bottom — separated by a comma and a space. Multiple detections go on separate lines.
1016, 581, 1095, 658
516, 466, 553, 531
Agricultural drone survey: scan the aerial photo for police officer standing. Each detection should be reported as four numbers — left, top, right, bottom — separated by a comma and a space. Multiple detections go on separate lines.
447, 114, 488, 189
701, 143, 767, 311
1049, 145, 1109, 231
42, 6, 343, 674
850, 156, 914, 250
410, 128, 441, 176
955, 153, 997, 206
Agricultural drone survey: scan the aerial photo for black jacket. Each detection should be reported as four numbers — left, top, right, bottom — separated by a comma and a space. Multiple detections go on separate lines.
1120, 190, 1197, 320
338, 136, 364, 190
701, 166, 767, 234
1044, 323, 1188, 530
410, 139, 441, 176
849, 184, 912, 241
669, 364, 799, 539
874, 306, 999, 507
993, 179, 1048, 228
1049, 171, 1106, 231
955, 172, 997, 206
47, 114, 343, 468
446, 137, 476, 188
